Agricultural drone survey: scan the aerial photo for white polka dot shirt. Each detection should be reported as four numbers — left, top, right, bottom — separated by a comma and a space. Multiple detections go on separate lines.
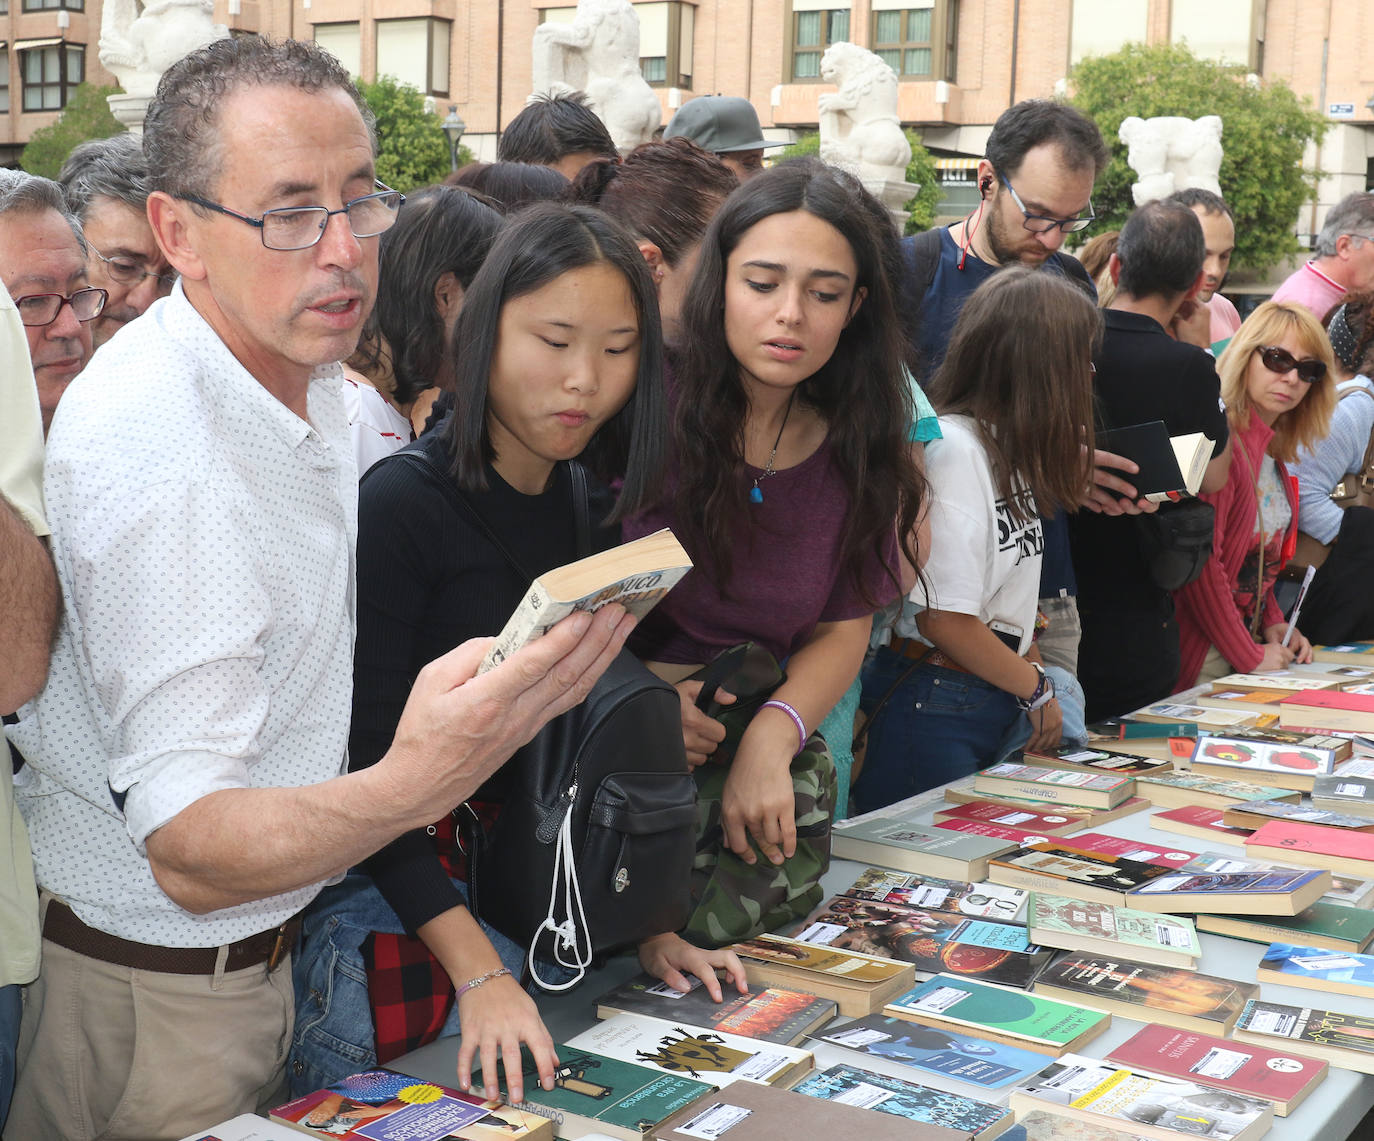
9, 286, 358, 947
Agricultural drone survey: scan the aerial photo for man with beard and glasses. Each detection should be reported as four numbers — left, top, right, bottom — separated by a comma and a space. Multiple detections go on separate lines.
6, 36, 630, 1141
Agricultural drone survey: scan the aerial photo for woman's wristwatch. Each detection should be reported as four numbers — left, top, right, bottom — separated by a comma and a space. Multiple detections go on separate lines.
1017, 662, 1056, 712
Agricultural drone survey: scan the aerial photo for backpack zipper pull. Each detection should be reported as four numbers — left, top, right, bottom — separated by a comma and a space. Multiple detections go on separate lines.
536, 781, 577, 844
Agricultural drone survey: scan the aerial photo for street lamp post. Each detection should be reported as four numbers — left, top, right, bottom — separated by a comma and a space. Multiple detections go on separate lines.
441, 104, 467, 173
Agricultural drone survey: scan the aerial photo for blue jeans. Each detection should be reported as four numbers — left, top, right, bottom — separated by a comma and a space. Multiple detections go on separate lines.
854, 649, 1022, 813
0, 981, 19, 1132
994, 665, 1089, 761
288, 873, 529, 1099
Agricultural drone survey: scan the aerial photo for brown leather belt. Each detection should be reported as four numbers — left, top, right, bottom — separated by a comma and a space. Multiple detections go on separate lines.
888, 636, 972, 675
43, 898, 300, 975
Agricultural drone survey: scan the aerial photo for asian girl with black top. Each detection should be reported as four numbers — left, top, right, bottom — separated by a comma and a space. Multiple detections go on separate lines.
290, 203, 744, 1104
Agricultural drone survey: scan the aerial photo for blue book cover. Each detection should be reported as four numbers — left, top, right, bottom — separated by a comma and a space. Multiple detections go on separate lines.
810, 1013, 1048, 1089
791, 1063, 1011, 1135
1259, 942, 1374, 989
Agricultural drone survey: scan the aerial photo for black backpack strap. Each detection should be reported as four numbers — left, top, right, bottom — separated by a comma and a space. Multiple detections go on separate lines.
900, 226, 945, 312
1056, 251, 1097, 300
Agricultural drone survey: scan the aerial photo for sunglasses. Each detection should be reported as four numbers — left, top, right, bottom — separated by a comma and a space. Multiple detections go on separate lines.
1257, 345, 1326, 384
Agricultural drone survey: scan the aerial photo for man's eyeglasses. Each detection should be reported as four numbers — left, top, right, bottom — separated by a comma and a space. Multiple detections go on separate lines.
999, 173, 1095, 234
1257, 345, 1327, 384
16, 287, 107, 328
88, 241, 177, 294
175, 182, 406, 251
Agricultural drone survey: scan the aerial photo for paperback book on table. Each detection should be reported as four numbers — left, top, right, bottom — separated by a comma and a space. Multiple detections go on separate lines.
1060, 832, 1197, 868
1124, 867, 1330, 916
1183, 734, 1338, 790
1150, 805, 1253, 845
883, 975, 1111, 1057
1233, 997, 1374, 1075
1026, 893, 1201, 968
829, 818, 1017, 881
647, 1078, 975, 1141
1221, 797, 1374, 833
986, 844, 1174, 907
1312, 640, 1374, 663
1132, 770, 1300, 811
472, 1047, 716, 1141
810, 1013, 1051, 1093
725, 933, 915, 1017
1127, 701, 1271, 731
1194, 897, 1374, 953
480, 528, 691, 671
1106, 1023, 1326, 1116
270, 1070, 556, 1141
1280, 688, 1374, 734
796, 895, 1050, 989
1196, 686, 1296, 719
1012, 1108, 1152, 1141
1008, 1054, 1274, 1141
1311, 772, 1374, 817
592, 972, 836, 1046
1196, 722, 1353, 760
1031, 955, 1257, 1036
789, 1063, 1014, 1138
940, 786, 1151, 828
840, 867, 1028, 920
972, 763, 1134, 809
562, 1013, 813, 1088
1257, 941, 1374, 998
1178, 854, 1374, 906
1244, 818, 1374, 877
179, 1116, 307, 1141
1020, 743, 1170, 776
1211, 672, 1340, 695
932, 801, 1096, 835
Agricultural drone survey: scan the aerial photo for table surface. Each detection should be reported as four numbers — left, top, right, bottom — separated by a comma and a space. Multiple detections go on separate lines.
393, 779, 1374, 1141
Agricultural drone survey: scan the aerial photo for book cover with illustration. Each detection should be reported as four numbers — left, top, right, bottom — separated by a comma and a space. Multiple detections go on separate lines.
1221, 798, 1374, 833
1106, 1024, 1326, 1116
973, 763, 1134, 809
841, 867, 1028, 921
1177, 854, 1373, 906
1233, 998, 1374, 1075
811, 1013, 1050, 1091
796, 895, 1049, 988
471, 1049, 715, 1141
829, 819, 1016, 880
883, 976, 1111, 1056
724, 932, 915, 1016
1027, 894, 1201, 968
1022, 745, 1170, 777
987, 844, 1174, 907
593, 973, 835, 1046
1009, 1054, 1274, 1141
1257, 942, 1374, 998
1128, 702, 1268, 731
789, 1063, 1013, 1137
1014, 1108, 1157, 1141
563, 1013, 813, 1088
270, 1070, 557, 1141
1185, 735, 1337, 790
1133, 771, 1300, 811
1125, 867, 1331, 916
1032, 956, 1257, 1035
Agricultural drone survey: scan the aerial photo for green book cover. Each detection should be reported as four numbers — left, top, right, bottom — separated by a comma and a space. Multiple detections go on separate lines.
1027, 893, 1201, 958
1207, 900, 1374, 944
1137, 771, 1297, 802
483, 1048, 713, 1137
886, 975, 1109, 1047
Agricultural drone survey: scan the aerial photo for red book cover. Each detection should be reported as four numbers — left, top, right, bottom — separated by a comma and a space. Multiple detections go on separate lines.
934, 819, 1053, 844
1153, 805, 1252, 840
1280, 689, 1374, 733
1106, 1023, 1325, 1112
1067, 832, 1198, 867
1283, 690, 1374, 713
932, 801, 1086, 833
1245, 819, 1374, 861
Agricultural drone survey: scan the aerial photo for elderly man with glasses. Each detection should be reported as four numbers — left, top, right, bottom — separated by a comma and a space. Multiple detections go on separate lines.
0, 171, 104, 434
60, 133, 176, 348
1272, 191, 1374, 318
6, 37, 630, 1141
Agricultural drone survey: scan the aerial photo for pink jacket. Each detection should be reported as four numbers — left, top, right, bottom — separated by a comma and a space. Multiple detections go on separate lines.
1175, 413, 1296, 687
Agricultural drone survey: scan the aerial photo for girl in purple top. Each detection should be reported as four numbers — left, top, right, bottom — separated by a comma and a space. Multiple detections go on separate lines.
625, 159, 926, 942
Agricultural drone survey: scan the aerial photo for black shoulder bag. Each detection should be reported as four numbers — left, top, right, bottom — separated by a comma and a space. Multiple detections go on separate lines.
390, 448, 697, 990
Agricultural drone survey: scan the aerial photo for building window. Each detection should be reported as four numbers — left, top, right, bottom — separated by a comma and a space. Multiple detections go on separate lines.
375, 17, 451, 97
872, 2, 958, 81
0, 51, 9, 114
791, 8, 849, 81
21, 43, 82, 112
636, 1, 693, 88
22, 0, 82, 10
314, 21, 361, 78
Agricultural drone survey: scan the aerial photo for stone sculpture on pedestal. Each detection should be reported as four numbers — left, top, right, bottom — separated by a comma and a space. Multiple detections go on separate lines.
531, 0, 661, 154
1119, 115, 1224, 206
100, 0, 227, 132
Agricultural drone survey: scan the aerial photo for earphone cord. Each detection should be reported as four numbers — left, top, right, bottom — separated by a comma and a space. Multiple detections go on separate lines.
958, 198, 984, 272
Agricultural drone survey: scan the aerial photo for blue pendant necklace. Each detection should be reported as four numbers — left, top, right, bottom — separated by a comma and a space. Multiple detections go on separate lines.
749, 390, 796, 504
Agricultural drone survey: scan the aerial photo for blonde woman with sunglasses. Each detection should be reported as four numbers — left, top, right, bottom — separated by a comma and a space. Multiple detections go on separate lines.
1175, 301, 1337, 687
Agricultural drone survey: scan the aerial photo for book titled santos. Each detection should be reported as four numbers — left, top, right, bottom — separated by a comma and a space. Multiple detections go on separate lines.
1026, 893, 1201, 968
480, 529, 691, 671
1008, 1054, 1275, 1141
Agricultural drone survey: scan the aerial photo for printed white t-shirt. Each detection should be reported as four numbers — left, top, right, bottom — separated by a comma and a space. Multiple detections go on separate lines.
893, 414, 1043, 654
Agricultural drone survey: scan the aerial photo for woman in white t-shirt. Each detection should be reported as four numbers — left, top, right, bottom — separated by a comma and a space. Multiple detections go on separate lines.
854, 268, 1099, 810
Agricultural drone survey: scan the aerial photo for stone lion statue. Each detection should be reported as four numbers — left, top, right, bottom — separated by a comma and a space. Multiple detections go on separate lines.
1118, 115, 1224, 206
817, 42, 911, 184
100, 0, 226, 99
530, 0, 660, 153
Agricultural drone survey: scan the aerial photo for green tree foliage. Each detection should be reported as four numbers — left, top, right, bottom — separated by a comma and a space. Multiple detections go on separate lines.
1068, 42, 1328, 273
778, 129, 941, 235
357, 76, 471, 194
20, 84, 123, 180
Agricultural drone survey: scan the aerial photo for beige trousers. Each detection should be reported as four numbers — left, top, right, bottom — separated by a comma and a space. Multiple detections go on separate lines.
7, 927, 293, 1141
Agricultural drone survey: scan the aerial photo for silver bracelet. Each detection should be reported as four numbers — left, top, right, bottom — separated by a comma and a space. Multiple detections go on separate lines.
454, 966, 512, 999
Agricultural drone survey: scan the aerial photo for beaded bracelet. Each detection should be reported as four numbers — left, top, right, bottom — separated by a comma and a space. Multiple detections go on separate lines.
454, 966, 512, 1000
761, 698, 808, 756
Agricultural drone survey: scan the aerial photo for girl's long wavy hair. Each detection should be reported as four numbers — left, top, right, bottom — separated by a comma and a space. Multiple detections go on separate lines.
671, 158, 926, 601
926, 268, 1099, 522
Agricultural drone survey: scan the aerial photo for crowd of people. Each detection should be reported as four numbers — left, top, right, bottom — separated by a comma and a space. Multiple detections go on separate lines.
5, 33, 1374, 1141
